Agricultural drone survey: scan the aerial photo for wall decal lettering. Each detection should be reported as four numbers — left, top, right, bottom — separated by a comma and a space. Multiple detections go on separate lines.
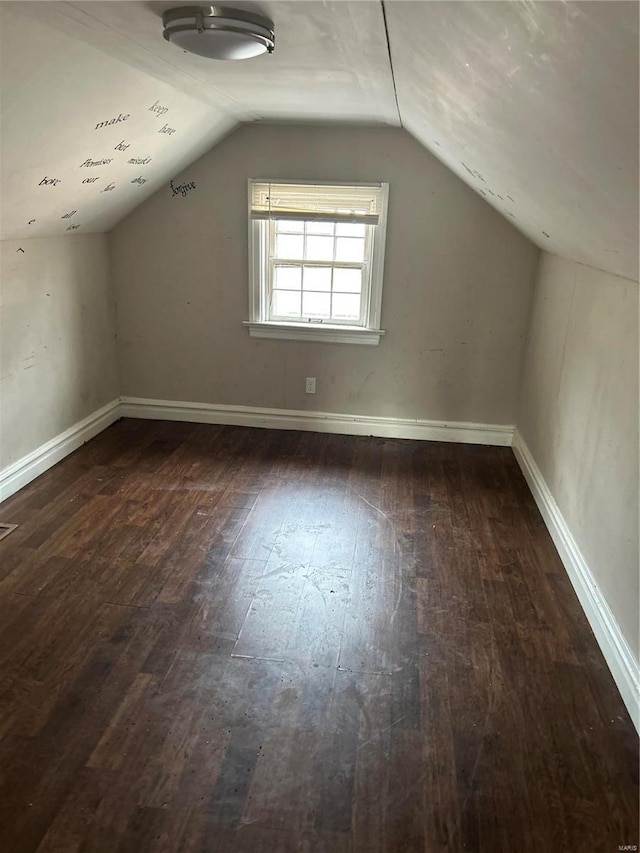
170, 179, 196, 198
81, 158, 112, 167
82, 177, 99, 184
95, 114, 129, 130
16, 247, 24, 253
101, 183, 116, 193
61, 210, 77, 219
131, 176, 147, 186
39, 176, 61, 186
128, 156, 152, 165
66, 224, 81, 231
28, 219, 36, 225
114, 140, 130, 152
158, 124, 176, 135
149, 100, 168, 117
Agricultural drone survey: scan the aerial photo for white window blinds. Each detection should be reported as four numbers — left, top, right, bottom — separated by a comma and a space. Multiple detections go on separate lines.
250, 182, 384, 224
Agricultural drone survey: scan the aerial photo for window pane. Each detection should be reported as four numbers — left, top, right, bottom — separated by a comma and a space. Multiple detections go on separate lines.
336, 222, 366, 237
333, 267, 362, 293
273, 290, 301, 317
305, 221, 334, 236
305, 235, 334, 261
332, 293, 361, 321
302, 291, 330, 318
335, 237, 365, 262
277, 220, 304, 233
274, 265, 302, 290
276, 233, 304, 258
303, 266, 331, 292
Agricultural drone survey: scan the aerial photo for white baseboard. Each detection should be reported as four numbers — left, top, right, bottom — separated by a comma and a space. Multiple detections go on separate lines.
0, 399, 120, 503
119, 397, 514, 446
512, 429, 639, 732
0, 396, 513, 505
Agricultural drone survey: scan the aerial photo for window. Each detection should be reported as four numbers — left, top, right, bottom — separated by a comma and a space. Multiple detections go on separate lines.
246, 180, 389, 344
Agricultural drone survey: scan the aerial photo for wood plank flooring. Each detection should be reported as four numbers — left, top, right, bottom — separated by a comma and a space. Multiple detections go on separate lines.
0, 418, 637, 852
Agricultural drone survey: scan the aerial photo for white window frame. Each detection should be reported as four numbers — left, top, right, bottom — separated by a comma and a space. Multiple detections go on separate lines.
245, 179, 389, 345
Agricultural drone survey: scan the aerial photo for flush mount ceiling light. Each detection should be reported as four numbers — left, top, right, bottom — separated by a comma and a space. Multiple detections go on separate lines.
162, 5, 275, 60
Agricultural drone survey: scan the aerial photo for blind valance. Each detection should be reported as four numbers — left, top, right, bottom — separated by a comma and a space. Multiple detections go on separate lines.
250, 181, 384, 225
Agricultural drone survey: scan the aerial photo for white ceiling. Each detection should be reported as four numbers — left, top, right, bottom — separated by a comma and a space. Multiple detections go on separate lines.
0, 2, 236, 238
1, 1, 637, 280
384, 1, 639, 281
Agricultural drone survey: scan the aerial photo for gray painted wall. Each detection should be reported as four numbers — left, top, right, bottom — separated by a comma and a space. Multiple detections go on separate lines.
110, 124, 539, 424
0, 234, 118, 470
517, 252, 639, 661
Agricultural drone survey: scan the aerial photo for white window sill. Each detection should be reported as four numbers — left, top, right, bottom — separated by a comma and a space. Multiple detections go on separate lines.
244, 321, 385, 346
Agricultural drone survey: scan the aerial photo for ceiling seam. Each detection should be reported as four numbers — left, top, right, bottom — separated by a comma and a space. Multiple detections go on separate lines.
380, 1, 402, 128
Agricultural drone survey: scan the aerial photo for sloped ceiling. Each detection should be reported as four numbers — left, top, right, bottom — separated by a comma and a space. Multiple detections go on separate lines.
1, 1, 637, 280
384, 1, 639, 282
0, 2, 236, 238
0, 1, 397, 241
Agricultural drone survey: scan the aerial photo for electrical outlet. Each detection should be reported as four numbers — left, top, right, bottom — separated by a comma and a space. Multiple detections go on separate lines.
305, 377, 316, 394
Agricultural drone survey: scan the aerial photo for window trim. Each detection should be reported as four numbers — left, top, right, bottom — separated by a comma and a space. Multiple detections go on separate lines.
246, 179, 388, 345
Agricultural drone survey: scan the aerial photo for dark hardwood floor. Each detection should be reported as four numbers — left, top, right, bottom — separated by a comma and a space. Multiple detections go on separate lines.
0, 419, 637, 852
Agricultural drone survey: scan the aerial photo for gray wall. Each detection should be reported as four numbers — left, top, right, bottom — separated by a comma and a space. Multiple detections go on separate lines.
517, 252, 639, 661
110, 124, 539, 424
0, 234, 118, 470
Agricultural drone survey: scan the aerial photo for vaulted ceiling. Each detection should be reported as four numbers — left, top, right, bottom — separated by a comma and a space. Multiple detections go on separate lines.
1, 1, 637, 280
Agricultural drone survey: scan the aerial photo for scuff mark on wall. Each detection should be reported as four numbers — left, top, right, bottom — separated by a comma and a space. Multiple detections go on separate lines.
347, 370, 375, 403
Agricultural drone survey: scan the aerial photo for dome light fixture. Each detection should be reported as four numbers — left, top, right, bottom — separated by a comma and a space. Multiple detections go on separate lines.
162, 5, 275, 61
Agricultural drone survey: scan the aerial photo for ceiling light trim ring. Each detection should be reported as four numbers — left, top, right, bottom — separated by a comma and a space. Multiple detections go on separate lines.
165, 22, 273, 49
